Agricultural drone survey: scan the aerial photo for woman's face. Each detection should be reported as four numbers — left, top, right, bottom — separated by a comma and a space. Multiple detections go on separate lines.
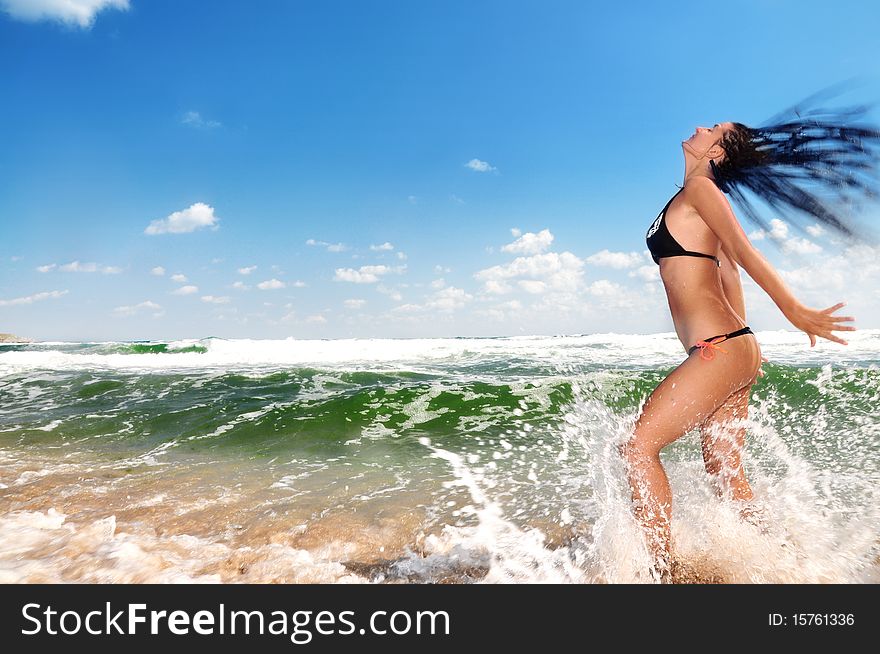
683, 122, 732, 160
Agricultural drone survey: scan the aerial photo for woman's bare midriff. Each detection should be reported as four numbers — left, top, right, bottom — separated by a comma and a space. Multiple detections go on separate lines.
658, 258, 757, 357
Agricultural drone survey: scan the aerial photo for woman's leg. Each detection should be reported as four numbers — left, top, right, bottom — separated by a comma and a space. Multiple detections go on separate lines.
699, 383, 754, 503
619, 339, 760, 579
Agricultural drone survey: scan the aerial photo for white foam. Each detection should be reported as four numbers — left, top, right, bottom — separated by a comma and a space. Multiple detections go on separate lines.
2, 329, 878, 374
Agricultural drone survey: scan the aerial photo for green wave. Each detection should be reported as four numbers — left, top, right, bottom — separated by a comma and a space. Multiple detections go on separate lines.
116, 343, 208, 354
1, 365, 878, 462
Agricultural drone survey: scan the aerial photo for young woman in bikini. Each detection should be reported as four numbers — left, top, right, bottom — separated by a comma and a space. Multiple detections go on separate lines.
620, 93, 880, 582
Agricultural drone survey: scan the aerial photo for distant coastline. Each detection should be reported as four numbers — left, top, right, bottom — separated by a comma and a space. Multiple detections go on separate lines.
0, 333, 33, 343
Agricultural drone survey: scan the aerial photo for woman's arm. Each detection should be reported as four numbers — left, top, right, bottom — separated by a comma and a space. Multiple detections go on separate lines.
685, 176, 856, 346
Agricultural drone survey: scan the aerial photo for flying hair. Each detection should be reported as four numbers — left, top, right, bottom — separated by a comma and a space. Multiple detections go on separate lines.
708, 81, 880, 246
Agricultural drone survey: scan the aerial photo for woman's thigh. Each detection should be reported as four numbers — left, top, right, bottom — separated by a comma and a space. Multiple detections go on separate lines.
626, 338, 760, 456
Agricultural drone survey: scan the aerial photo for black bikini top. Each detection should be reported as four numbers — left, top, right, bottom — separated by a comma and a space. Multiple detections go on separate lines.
645, 188, 721, 267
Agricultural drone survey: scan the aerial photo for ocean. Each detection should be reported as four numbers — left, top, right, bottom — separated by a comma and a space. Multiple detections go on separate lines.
1, 330, 878, 583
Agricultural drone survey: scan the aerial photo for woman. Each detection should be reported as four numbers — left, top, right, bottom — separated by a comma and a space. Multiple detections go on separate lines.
620, 94, 880, 582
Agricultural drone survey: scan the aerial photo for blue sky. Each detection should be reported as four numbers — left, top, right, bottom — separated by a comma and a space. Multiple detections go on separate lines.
2, 0, 880, 341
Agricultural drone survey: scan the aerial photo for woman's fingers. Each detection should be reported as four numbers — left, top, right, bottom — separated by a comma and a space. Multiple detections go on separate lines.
821, 302, 846, 314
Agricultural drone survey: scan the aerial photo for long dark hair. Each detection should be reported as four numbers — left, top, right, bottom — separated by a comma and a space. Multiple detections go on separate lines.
709, 83, 880, 246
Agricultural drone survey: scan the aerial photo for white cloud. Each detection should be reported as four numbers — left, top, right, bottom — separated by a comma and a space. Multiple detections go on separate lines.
518, 280, 546, 294
170, 273, 188, 283
748, 218, 821, 255
151, 266, 166, 276
257, 278, 285, 290
586, 279, 623, 297
237, 266, 257, 275
180, 111, 221, 130
0, 0, 129, 28
586, 249, 645, 269
465, 158, 497, 173
501, 229, 555, 255
112, 300, 163, 318
334, 265, 395, 284
171, 285, 199, 295
474, 252, 585, 295
390, 286, 473, 314
305, 314, 327, 324
201, 295, 231, 304
430, 278, 446, 289
344, 299, 366, 309
434, 265, 452, 274
376, 284, 402, 301
511, 228, 522, 237
0, 289, 68, 307
306, 238, 349, 252
628, 264, 660, 282
397, 251, 407, 260
145, 202, 219, 235
370, 242, 394, 251
231, 281, 250, 291
38, 261, 121, 274
426, 286, 472, 312
290, 280, 307, 288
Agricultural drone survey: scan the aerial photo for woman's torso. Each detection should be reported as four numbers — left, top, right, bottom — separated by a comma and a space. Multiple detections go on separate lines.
647, 184, 757, 355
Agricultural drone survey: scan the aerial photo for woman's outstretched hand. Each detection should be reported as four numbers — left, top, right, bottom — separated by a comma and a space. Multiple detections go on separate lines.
785, 301, 856, 347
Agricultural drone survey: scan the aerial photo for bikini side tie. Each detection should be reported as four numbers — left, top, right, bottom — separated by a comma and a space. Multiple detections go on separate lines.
692, 336, 729, 360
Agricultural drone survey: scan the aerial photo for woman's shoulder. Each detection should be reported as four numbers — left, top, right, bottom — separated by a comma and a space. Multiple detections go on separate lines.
682, 175, 728, 207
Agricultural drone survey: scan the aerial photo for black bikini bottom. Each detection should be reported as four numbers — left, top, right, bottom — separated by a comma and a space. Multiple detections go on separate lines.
687, 326, 754, 358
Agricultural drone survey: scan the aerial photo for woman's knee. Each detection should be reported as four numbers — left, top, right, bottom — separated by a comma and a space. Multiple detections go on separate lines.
619, 436, 660, 470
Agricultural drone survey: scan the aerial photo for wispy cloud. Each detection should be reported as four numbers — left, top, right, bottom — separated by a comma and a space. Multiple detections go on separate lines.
171, 285, 199, 295
170, 273, 188, 283
145, 202, 219, 235
231, 281, 250, 291
180, 110, 221, 130
344, 299, 366, 309
237, 266, 257, 275
585, 249, 646, 269
376, 284, 402, 301
370, 242, 394, 251
0, 0, 129, 28
150, 266, 166, 276
37, 261, 121, 274
112, 300, 164, 318
391, 286, 473, 314
0, 289, 68, 307
306, 238, 349, 252
201, 295, 231, 304
464, 158, 497, 173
